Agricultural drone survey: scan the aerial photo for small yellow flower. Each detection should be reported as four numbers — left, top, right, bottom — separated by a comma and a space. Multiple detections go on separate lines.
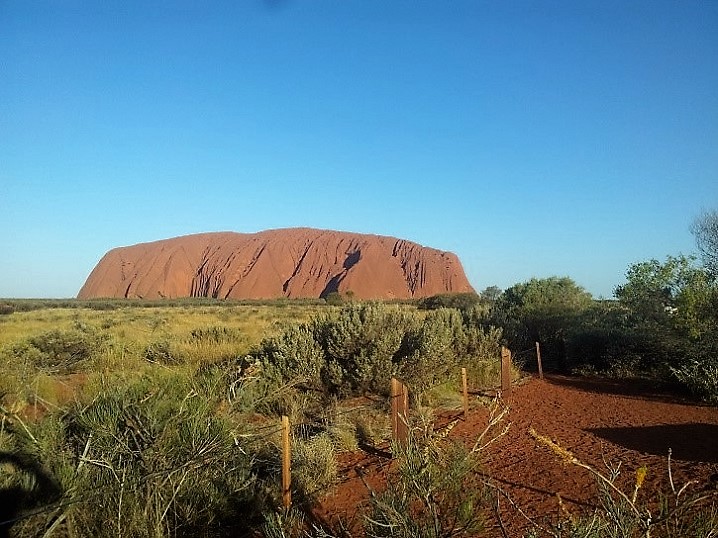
635, 466, 648, 489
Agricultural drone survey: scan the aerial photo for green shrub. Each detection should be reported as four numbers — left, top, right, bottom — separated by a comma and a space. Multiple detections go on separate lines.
292, 433, 338, 502
418, 292, 482, 311
255, 324, 325, 387
7, 328, 106, 375
248, 303, 504, 400
3, 372, 265, 538
491, 276, 593, 372
671, 356, 718, 403
314, 303, 418, 395
144, 339, 182, 365
189, 326, 243, 344
323, 291, 354, 305
363, 398, 509, 538
398, 309, 466, 396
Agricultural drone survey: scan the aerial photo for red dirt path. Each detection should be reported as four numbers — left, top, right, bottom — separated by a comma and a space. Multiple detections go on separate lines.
313, 375, 718, 536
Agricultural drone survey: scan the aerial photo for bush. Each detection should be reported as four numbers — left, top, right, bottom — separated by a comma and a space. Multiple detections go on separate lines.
399, 309, 465, 395
255, 324, 325, 387
492, 277, 592, 372
364, 398, 509, 538
189, 326, 243, 344
552, 255, 718, 401
292, 433, 338, 502
418, 292, 482, 312
144, 338, 182, 365
609, 255, 718, 396
313, 303, 418, 396
323, 291, 354, 305
2, 372, 266, 538
671, 356, 718, 403
247, 303, 505, 400
7, 328, 106, 375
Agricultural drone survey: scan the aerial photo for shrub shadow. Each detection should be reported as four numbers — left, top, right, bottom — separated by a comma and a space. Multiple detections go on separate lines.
544, 374, 702, 405
0, 452, 62, 538
586, 424, 718, 463
358, 441, 392, 459
477, 472, 597, 510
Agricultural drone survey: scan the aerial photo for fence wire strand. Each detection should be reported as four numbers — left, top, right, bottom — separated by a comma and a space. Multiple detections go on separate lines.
1, 352, 520, 529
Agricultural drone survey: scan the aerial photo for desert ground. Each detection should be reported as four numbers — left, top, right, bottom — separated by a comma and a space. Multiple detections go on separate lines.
314, 374, 718, 536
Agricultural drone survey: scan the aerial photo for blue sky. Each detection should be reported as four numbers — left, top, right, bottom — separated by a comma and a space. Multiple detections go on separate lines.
1, 1, 716, 298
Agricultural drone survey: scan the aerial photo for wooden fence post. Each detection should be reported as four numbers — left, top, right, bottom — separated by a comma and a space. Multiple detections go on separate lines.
281, 415, 291, 508
535, 341, 544, 380
401, 382, 409, 427
391, 378, 400, 445
391, 377, 409, 449
461, 367, 469, 420
500, 346, 512, 395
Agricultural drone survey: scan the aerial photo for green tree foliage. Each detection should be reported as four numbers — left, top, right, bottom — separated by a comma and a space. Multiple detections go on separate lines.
615, 255, 716, 338
479, 285, 502, 303
417, 292, 482, 312
614, 255, 718, 400
494, 277, 592, 370
561, 300, 637, 374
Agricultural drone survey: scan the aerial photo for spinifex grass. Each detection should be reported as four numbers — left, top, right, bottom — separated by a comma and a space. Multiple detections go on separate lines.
1, 368, 266, 538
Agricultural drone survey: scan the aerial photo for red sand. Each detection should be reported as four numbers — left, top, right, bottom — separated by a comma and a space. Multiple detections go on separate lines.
313, 375, 718, 536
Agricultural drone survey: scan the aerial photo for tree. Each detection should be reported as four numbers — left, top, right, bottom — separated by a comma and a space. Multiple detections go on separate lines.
691, 209, 718, 278
479, 285, 502, 303
614, 254, 718, 400
499, 277, 592, 313
417, 292, 481, 311
494, 277, 592, 370
614, 255, 715, 338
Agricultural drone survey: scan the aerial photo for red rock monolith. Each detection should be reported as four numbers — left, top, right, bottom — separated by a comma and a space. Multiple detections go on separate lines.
77, 228, 475, 300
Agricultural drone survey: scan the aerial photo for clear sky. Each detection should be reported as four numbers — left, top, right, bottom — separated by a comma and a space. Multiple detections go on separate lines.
1, 1, 717, 299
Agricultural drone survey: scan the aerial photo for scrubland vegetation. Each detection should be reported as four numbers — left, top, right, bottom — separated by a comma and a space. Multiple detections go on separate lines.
0, 301, 510, 537
1, 211, 716, 537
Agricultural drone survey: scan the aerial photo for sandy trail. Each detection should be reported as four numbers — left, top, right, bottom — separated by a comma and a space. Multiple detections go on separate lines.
313, 375, 718, 536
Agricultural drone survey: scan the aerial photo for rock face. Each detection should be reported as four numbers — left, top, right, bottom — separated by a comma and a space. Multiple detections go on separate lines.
77, 228, 475, 300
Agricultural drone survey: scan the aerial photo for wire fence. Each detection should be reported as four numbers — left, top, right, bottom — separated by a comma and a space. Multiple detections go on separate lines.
1, 346, 525, 525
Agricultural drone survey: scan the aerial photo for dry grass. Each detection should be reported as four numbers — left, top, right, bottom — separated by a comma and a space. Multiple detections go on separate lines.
0, 303, 323, 351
